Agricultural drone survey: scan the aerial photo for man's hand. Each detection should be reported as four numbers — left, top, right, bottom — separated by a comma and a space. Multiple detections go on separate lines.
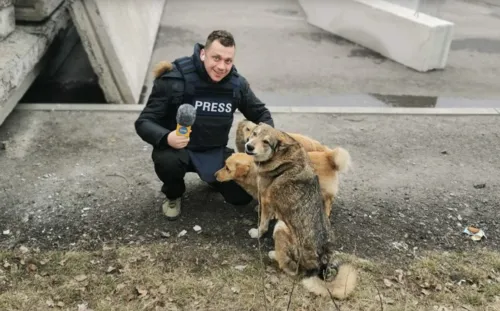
167, 131, 189, 149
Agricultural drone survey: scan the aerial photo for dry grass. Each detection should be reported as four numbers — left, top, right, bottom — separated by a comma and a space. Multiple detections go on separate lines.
0, 241, 499, 311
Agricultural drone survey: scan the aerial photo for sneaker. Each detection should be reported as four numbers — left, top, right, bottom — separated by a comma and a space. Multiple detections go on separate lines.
162, 197, 181, 220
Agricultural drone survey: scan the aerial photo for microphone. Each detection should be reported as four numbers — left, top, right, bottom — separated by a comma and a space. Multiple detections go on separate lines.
175, 104, 197, 137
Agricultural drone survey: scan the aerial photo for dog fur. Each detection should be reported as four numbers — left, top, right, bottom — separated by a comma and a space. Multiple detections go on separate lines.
215, 152, 259, 200
214, 147, 351, 217
236, 119, 329, 154
244, 122, 357, 299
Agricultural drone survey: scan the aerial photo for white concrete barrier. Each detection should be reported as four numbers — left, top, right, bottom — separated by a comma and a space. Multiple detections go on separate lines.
0, 0, 15, 41
297, 0, 455, 72
68, 0, 166, 104
385, 0, 449, 18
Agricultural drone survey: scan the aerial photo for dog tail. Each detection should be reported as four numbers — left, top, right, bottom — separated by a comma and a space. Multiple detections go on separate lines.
153, 61, 173, 78
326, 147, 351, 173
301, 264, 358, 299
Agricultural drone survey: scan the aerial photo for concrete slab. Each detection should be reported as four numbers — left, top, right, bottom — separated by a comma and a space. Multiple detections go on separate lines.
297, 0, 455, 72
0, 109, 499, 261
0, 2, 70, 126
67, 0, 166, 104
13, 0, 63, 22
0, 1, 15, 41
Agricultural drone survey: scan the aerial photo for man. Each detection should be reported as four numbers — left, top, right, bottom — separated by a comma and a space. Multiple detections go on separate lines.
135, 30, 274, 220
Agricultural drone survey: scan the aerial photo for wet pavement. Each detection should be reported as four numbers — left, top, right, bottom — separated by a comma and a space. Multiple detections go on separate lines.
256, 92, 500, 108
18, 0, 500, 108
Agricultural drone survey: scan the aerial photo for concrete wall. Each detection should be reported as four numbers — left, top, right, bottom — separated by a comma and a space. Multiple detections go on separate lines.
0, 0, 15, 41
68, 0, 166, 104
13, 0, 64, 21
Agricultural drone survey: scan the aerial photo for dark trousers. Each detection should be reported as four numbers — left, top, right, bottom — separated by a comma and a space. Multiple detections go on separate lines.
151, 147, 254, 205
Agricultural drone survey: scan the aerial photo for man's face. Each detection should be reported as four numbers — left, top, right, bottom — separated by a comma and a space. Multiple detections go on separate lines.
201, 40, 235, 82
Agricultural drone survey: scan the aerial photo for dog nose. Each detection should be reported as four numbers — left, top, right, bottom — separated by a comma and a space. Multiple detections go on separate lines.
245, 143, 254, 152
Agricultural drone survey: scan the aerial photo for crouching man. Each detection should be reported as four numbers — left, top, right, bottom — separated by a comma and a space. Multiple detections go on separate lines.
135, 30, 274, 220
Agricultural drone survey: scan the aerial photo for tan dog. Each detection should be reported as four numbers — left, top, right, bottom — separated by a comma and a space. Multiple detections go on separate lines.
215, 153, 259, 200
244, 122, 357, 299
215, 147, 350, 217
236, 119, 329, 154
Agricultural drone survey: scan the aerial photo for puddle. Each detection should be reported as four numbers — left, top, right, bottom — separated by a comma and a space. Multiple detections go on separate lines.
451, 38, 500, 54
291, 31, 353, 45
268, 9, 301, 17
371, 94, 437, 108
257, 92, 500, 108
370, 94, 500, 108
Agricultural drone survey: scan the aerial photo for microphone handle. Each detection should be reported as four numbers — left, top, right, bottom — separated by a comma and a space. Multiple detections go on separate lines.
175, 123, 191, 137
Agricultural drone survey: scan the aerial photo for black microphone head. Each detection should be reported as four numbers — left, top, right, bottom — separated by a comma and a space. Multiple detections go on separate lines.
176, 104, 197, 126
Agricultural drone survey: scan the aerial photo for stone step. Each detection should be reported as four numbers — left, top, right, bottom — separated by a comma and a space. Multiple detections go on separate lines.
0, 1, 70, 126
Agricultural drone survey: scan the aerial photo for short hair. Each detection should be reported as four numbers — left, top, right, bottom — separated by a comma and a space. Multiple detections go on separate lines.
205, 30, 236, 49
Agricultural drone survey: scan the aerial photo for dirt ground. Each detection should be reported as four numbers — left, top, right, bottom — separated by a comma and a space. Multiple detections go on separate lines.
1, 110, 500, 310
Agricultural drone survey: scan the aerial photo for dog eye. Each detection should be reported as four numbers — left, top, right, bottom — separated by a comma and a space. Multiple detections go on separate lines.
263, 139, 269, 145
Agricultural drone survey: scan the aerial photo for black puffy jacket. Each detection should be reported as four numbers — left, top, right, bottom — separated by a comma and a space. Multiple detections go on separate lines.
135, 44, 274, 150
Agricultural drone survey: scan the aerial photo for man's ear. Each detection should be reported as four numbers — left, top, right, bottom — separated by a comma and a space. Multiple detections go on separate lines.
200, 49, 206, 61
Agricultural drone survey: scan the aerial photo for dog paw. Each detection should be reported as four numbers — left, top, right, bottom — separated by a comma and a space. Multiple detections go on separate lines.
248, 228, 260, 239
268, 251, 276, 261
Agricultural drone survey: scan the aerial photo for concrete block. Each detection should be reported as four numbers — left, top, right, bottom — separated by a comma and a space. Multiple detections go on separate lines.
0, 0, 15, 41
297, 0, 455, 72
385, 0, 449, 18
68, 0, 166, 104
13, 0, 64, 22
0, 1, 70, 126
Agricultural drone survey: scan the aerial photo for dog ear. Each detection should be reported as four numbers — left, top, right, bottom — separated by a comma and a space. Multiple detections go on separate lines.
234, 162, 249, 178
275, 136, 293, 152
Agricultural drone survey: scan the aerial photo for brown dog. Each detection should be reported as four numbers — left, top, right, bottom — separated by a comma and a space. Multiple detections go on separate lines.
215, 147, 350, 217
236, 119, 329, 154
244, 122, 357, 299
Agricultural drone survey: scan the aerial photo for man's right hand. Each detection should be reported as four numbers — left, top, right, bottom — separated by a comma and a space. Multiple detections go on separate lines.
167, 131, 189, 149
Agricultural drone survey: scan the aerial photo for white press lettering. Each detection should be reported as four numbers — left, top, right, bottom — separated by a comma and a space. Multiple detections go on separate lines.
194, 100, 233, 113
